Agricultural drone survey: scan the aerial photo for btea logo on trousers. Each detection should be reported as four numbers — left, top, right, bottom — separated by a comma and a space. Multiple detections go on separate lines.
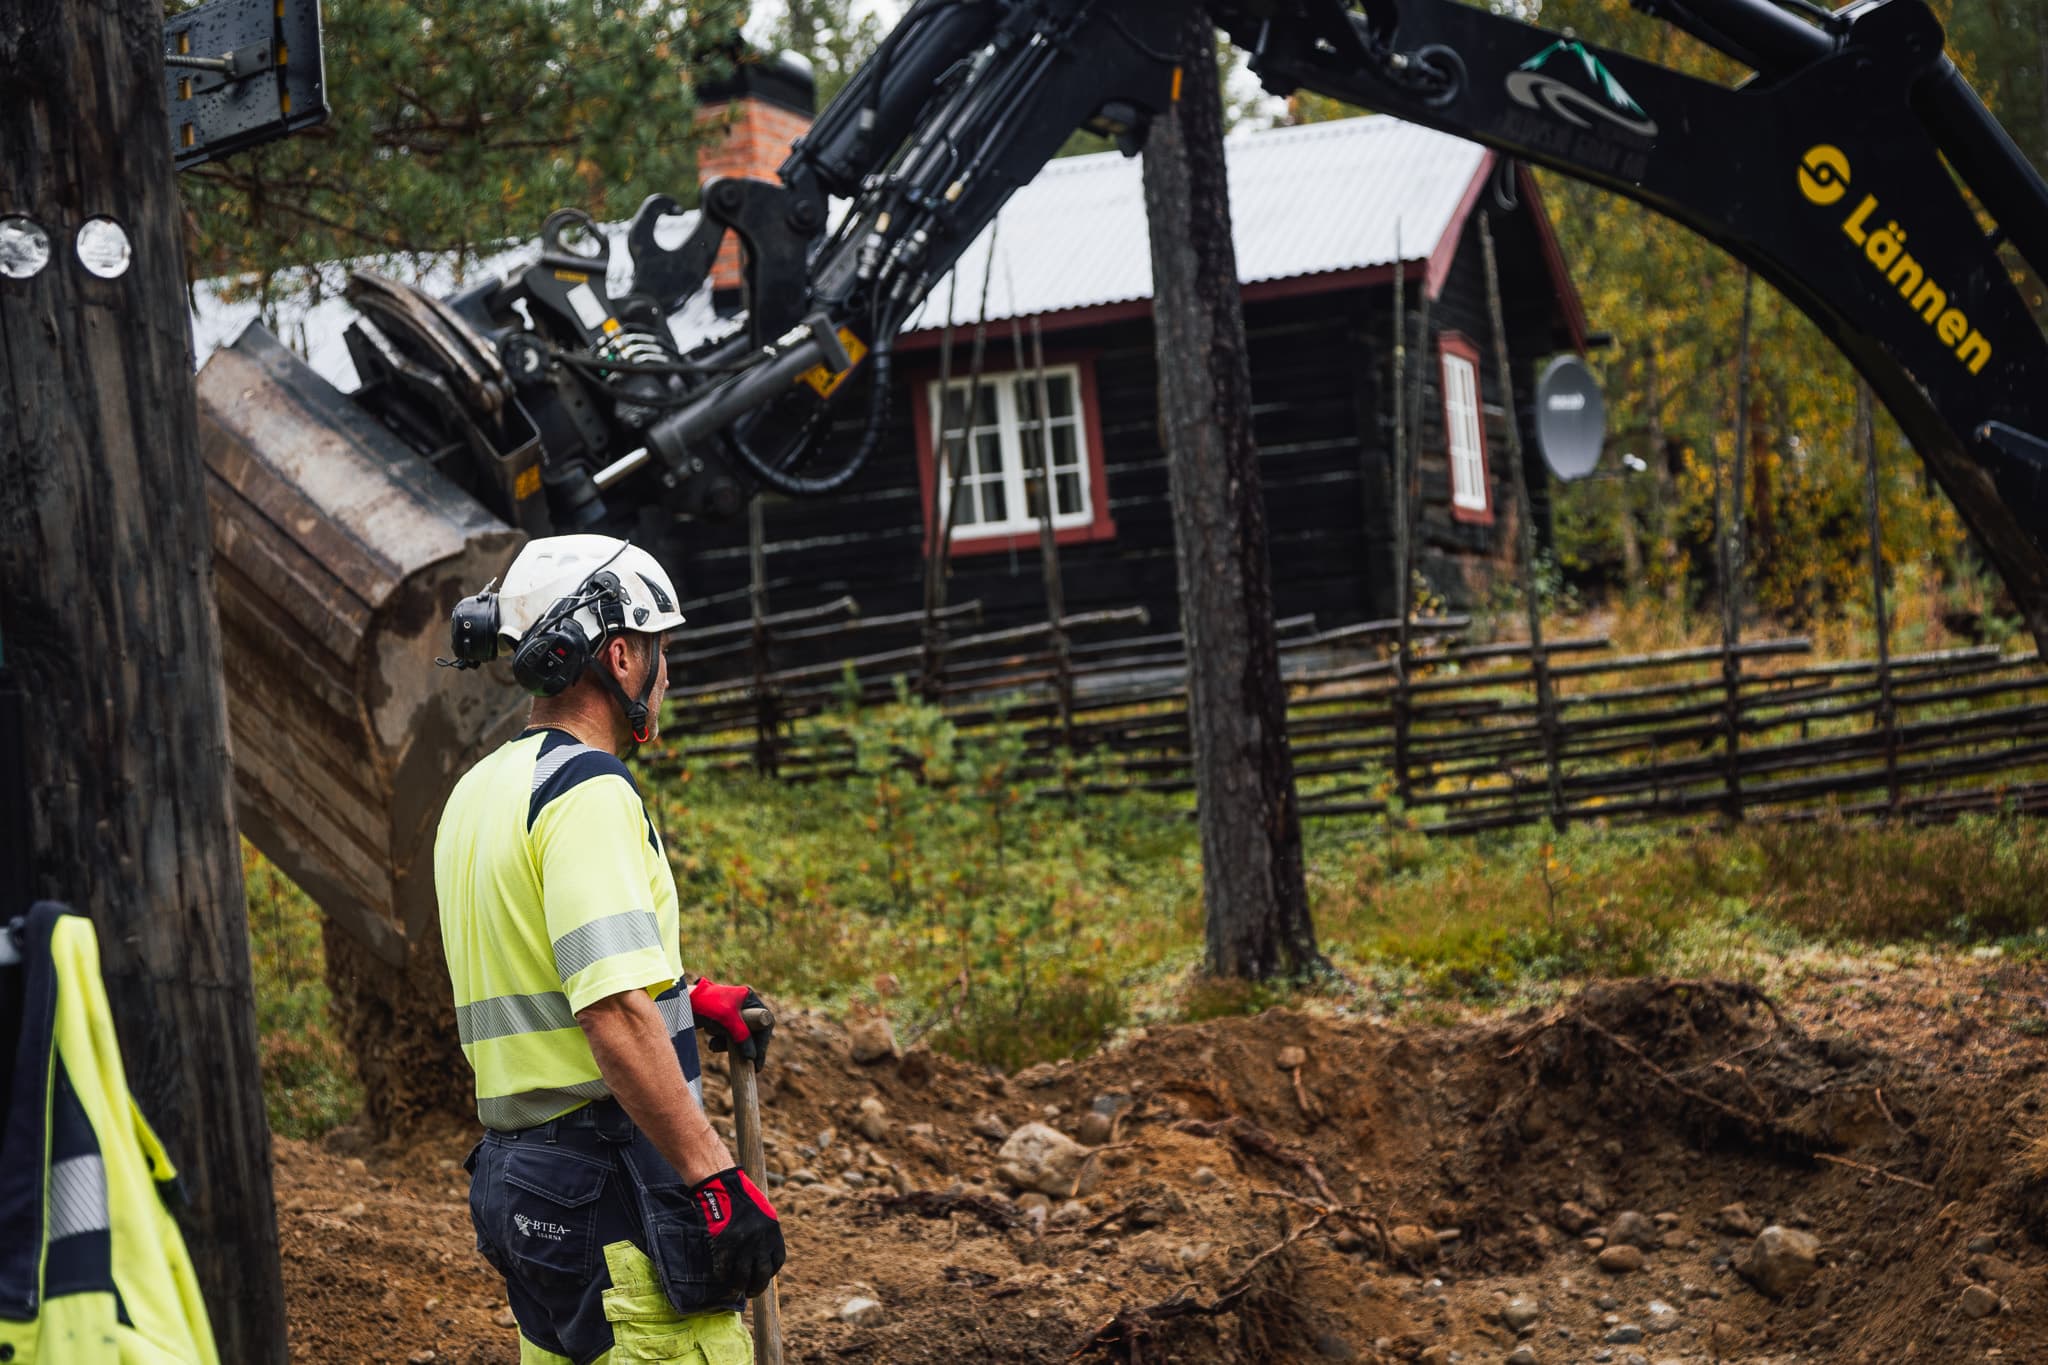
1799, 144, 1992, 375
513, 1212, 572, 1241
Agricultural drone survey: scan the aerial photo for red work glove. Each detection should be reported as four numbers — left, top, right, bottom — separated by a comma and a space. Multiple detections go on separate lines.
689, 977, 773, 1069
690, 1166, 786, 1298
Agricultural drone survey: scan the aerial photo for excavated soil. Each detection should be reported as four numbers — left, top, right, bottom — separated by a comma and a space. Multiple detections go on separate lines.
278, 963, 2048, 1363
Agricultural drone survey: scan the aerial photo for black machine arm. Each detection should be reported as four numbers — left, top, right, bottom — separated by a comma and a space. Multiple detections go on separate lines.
361, 0, 2048, 644
1230, 0, 2048, 643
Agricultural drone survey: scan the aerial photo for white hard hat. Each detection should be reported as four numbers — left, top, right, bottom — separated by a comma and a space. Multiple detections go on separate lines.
496, 535, 686, 650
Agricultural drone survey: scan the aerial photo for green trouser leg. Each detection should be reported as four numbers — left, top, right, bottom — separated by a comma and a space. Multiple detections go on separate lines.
517, 1242, 751, 1365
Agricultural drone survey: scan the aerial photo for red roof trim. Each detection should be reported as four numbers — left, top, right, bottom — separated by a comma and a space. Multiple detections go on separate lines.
1425, 150, 1498, 300
1515, 162, 1591, 354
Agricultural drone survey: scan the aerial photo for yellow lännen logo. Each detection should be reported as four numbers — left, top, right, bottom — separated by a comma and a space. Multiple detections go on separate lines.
1800, 144, 1992, 375
1799, 145, 1850, 206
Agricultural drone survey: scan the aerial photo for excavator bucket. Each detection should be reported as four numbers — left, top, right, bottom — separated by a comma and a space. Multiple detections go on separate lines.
197, 325, 528, 967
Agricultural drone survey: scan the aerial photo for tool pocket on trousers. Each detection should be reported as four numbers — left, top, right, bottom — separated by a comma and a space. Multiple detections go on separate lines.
602, 1237, 750, 1365
644, 1203, 730, 1315
616, 1136, 738, 1315
496, 1144, 609, 1280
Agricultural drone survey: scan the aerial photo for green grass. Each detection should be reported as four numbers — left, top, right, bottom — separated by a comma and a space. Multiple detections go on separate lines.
242, 694, 2048, 1130
242, 843, 360, 1139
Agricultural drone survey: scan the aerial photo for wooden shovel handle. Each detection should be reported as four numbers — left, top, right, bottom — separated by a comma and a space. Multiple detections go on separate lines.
727, 1037, 783, 1365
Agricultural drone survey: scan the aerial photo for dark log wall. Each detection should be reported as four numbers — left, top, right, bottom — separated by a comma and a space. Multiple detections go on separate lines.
1408, 205, 1567, 604
672, 200, 1572, 682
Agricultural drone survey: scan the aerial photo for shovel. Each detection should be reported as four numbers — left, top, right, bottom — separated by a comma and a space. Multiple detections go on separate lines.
728, 1007, 784, 1365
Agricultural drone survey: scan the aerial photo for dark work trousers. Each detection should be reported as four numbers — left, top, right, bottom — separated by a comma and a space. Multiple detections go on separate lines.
466, 1098, 742, 1362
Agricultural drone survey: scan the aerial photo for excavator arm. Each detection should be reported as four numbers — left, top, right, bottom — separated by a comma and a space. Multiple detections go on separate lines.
1230, 0, 2048, 643
345, 0, 2048, 642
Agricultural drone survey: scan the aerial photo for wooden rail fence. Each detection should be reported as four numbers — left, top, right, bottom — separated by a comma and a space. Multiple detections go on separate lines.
654, 601, 2048, 835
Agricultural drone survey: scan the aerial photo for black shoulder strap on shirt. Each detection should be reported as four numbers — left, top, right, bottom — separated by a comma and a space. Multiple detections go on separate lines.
0, 904, 66, 1318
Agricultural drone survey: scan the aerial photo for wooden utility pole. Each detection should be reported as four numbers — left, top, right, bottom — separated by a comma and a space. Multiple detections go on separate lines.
0, 1, 287, 1357
1141, 12, 1318, 980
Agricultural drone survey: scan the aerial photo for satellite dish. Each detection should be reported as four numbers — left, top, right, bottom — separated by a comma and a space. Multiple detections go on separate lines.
1534, 354, 1607, 482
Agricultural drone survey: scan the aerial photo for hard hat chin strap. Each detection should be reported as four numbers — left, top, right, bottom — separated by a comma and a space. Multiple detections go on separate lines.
593, 637, 660, 746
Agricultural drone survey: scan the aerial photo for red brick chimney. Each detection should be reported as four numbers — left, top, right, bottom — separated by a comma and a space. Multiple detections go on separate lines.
695, 51, 817, 313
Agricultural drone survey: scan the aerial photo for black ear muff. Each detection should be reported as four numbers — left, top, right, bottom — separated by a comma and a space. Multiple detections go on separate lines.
510, 623, 591, 698
440, 589, 503, 671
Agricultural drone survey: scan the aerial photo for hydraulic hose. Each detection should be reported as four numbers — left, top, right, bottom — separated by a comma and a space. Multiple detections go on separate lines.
728, 345, 896, 497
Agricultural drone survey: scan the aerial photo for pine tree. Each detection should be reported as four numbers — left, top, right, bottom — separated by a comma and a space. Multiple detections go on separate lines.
180, 0, 750, 294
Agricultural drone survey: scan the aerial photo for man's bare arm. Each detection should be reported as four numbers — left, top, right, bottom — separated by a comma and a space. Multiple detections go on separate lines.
578, 989, 733, 1185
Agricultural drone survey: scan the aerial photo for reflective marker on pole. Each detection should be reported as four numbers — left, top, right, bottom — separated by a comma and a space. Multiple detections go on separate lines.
75, 218, 133, 279
0, 216, 51, 280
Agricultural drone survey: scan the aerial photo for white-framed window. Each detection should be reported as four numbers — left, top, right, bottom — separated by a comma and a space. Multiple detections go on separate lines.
1440, 340, 1491, 521
927, 366, 1093, 541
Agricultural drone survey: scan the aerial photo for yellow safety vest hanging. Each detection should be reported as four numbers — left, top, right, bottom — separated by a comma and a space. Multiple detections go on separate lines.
0, 904, 220, 1363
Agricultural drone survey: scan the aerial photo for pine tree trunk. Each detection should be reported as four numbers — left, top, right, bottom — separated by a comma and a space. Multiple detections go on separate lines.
0, 0, 287, 1356
1140, 14, 1318, 981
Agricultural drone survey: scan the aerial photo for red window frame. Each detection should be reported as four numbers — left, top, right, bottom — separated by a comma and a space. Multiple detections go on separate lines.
908, 347, 1118, 557
1439, 331, 1494, 526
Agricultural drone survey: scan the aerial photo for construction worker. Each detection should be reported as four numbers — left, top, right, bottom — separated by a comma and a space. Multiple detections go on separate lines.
435, 534, 784, 1364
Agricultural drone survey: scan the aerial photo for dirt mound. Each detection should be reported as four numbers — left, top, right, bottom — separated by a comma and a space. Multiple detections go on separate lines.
277, 976, 2048, 1363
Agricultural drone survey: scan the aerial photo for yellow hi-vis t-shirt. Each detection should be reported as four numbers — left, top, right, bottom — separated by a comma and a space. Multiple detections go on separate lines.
435, 727, 698, 1130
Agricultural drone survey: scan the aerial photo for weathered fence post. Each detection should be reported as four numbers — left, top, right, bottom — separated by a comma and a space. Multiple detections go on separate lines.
921, 282, 960, 703
1395, 256, 1434, 813
1858, 382, 1900, 812
1719, 270, 1756, 826
1389, 240, 1413, 815
1480, 212, 1564, 832
748, 495, 780, 776
1029, 318, 1076, 747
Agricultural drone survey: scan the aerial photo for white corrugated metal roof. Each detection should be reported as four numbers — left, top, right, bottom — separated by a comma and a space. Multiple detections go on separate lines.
189, 223, 733, 393
904, 115, 1489, 332
190, 115, 1488, 389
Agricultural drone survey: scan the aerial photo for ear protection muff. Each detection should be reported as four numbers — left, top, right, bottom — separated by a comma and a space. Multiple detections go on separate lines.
440, 580, 503, 671
509, 619, 593, 698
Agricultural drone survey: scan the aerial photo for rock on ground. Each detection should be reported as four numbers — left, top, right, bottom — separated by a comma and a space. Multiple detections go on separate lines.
847, 1013, 897, 1064
1960, 1283, 2001, 1319
1608, 1210, 1658, 1250
995, 1121, 1099, 1197
852, 1095, 889, 1142
1388, 1223, 1441, 1265
1735, 1226, 1821, 1300
1597, 1244, 1645, 1274
1716, 1202, 1763, 1238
